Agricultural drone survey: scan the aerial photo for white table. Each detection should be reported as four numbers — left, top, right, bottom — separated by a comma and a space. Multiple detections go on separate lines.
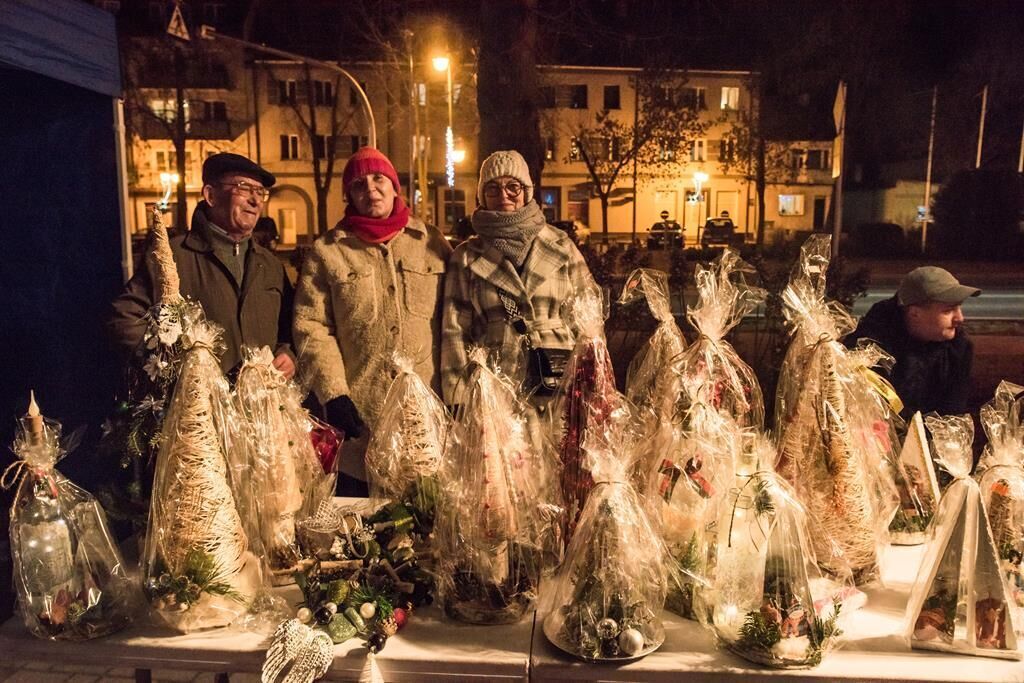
530, 545, 1024, 682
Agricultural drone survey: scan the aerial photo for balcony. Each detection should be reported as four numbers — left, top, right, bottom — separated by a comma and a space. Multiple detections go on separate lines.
136, 117, 235, 141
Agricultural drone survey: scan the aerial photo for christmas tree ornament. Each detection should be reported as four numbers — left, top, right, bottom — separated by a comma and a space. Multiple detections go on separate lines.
889, 411, 942, 545
706, 433, 846, 668
906, 414, 1021, 660
5, 393, 135, 640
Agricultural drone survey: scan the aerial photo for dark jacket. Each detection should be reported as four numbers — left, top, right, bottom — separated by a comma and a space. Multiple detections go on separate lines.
844, 296, 973, 418
108, 202, 295, 373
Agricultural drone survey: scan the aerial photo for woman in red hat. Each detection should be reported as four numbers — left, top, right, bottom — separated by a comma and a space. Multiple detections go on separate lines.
294, 147, 451, 494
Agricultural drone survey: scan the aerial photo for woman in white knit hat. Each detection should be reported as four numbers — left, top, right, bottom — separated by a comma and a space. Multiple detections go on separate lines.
440, 150, 596, 407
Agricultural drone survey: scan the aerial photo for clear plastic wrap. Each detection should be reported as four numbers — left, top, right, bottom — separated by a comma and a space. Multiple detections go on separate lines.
234, 346, 334, 584
906, 414, 1021, 660
543, 435, 668, 661
706, 433, 846, 668
976, 382, 1024, 629
141, 319, 268, 632
774, 235, 895, 583
673, 249, 766, 429
552, 285, 631, 542
6, 394, 135, 640
891, 412, 942, 545
436, 351, 564, 624
365, 353, 448, 518
618, 268, 686, 422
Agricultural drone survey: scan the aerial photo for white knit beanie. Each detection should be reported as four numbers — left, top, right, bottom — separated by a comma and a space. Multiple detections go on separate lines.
477, 150, 533, 205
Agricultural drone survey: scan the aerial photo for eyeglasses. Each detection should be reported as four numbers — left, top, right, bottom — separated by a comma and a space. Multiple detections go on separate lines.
220, 181, 270, 202
483, 181, 527, 198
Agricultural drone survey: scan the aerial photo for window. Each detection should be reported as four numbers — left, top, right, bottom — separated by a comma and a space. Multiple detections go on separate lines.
603, 85, 620, 110
278, 80, 297, 105
189, 100, 227, 121
149, 97, 187, 123
453, 83, 463, 104
720, 137, 737, 163
312, 135, 335, 160
210, 101, 227, 121
313, 81, 334, 106
350, 82, 368, 107
720, 86, 740, 111
414, 83, 426, 107
538, 86, 555, 108
155, 150, 193, 174
690, 139, 706, 162
568, 85, 588, 109
778, 194, 806, 216
569, 137, 582, 162
349, 135, 369, 154
443, 188, 467, 226
203, 1, 225, 23
682, 87, 707, 110
805, 149, 831, 170
280, 134, 299, 160
657, 140, 675, 162
544, 136, 556, 162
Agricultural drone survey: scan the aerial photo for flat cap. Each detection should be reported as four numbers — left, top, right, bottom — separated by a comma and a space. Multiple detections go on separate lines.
202, 152, 276, 188
897, 266, 981, 306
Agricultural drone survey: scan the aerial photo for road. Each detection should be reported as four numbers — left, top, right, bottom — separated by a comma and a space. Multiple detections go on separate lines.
853, 287, 1023, 320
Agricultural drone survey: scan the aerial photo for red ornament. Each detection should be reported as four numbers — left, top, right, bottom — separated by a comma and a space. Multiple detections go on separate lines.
393, 607, 409, 630
309, 417, 343, 474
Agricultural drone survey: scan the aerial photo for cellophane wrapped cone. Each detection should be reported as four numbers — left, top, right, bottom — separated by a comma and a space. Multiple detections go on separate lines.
142, 317, 267, 632
436, 351, 564, 624
774, 235, 895, 584
543, 434, 668, 661
976, 381, 1024, 632
673, 249, 765, 429
365, 352, 448, 520
906, 414, 1021, 660
234, 346, 334, 584
618, 268, 686, 423
706, 433, 846, 668
650, 404, 740, 621
552, 285, 628, 543
7, 405, 135, 640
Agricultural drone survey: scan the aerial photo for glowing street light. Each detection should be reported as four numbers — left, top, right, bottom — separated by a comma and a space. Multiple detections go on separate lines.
451, 148, 467, 164
158, 172, 180, 209
431, 56, 450, 73
433, 54, 455, 188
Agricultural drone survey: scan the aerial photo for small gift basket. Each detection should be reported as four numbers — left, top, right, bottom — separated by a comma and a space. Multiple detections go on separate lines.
976, 382, 1024, 628
618, 268, 686, 423
436, 351, 563, 624
365, 352, 448, 520
673, 249, 766, 429
234, 346, 335, 584
6, 393, 135, 640
774, 235, 897, 583
906, 414, 1021, 660
543, 436, 668, 661
706, 433, 846, 668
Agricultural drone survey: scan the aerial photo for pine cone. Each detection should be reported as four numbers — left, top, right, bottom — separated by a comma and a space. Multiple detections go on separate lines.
378, 616, 398, 637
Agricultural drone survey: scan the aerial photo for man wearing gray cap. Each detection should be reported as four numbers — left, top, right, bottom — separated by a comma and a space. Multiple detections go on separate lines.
845, 266, 981, 417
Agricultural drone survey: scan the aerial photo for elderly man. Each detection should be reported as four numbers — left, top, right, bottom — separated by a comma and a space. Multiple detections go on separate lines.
109, 152, 295, 378
845, 266, 980, 417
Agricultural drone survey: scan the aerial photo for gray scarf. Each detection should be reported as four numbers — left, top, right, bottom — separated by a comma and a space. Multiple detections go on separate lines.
471, 202, 546, 268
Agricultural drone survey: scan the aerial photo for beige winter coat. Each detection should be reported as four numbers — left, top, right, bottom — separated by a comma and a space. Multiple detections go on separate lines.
293, 217, 451, 478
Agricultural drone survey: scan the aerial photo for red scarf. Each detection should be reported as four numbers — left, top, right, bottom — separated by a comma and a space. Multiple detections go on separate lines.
340, 196, 410, 244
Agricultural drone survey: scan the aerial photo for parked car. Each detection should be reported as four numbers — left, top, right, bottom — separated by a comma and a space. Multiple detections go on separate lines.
552, 219, 591, 245
701, 215, 736, 248
647, 222, 684, 249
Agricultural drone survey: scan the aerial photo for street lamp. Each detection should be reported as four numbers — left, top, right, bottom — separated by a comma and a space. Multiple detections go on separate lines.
433, 54, 455, 189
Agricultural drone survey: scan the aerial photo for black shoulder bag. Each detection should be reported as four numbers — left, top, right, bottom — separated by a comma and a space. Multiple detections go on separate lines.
496, 289, 571, 397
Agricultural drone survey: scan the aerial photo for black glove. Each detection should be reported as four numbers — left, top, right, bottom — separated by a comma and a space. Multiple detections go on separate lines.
324, 395, 365, 439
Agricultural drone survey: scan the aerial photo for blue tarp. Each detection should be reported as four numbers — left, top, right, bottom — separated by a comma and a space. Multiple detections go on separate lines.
0, 0, 121, 97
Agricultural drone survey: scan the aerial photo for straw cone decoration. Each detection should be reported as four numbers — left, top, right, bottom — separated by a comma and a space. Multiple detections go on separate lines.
150, 207, 181, 305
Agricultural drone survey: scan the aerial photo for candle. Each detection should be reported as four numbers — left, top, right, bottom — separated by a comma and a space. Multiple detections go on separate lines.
27, 390, 43, 445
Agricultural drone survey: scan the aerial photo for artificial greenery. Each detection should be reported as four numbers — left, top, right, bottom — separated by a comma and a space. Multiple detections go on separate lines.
147, 548, 243, 608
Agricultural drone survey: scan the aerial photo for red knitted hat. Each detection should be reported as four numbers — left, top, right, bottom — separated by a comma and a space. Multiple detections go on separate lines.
342, 147, 401, 197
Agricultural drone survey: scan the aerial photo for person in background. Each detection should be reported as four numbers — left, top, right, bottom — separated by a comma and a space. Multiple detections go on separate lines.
844, 266, 980, 418
293, 147, 451, 495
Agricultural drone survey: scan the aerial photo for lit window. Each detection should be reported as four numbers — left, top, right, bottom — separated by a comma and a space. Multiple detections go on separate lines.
280, 134, 299, 160
569, 137, 582, 162
415, 83, 427, 107
278, 80, 297, 104
689, 139, 706, 162
544, 136, 556, 162
720, 86, 740, 111
778, 194, 805, 216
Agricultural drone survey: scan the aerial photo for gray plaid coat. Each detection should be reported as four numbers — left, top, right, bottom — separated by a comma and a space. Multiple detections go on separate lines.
441, 224, 594, 404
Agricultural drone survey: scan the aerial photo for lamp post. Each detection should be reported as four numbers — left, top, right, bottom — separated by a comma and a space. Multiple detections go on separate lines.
432, 55, 455, 189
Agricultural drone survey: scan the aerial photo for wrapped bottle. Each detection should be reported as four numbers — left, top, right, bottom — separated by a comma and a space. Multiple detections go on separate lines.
906, 414, 1021, 660
543, 438, 667, 661
436, 351, 563, 624
707, 434, 845, 668
365, 352, 448, 521
7, 393, 135, 640
976, 382, 1024, 630
673, 249, 766, 429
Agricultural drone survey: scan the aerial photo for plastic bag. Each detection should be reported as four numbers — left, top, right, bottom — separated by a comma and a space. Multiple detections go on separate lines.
365, 353, 448, 519
774, 235, 894, 583
234, 346, 334, 584
976, 382, 1024, 628
706, 433, 846, 668
552, 285, 630, 542
543, 433, 668, 661
906, 414, 1021, 660
618, 268, 686, 422
6, 393, 135, 640
673, 249, 765, 429
436, 351, 564, 624
890, 412, 942, 545
141, 319, 268, 632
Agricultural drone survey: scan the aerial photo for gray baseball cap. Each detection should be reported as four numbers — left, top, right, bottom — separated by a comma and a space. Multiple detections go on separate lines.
897, 266, 981, 306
